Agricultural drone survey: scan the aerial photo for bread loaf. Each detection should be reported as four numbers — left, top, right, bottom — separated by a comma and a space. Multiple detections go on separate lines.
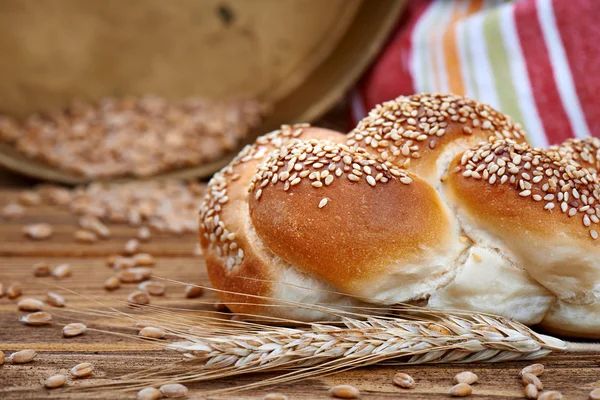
198, 93, 600, 338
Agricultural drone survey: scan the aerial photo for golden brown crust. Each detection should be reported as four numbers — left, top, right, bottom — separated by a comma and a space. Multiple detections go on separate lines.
198, 124, 347, 314
347, 93, 527, 182
248, 139, 463, 301
445, 138, 600, 303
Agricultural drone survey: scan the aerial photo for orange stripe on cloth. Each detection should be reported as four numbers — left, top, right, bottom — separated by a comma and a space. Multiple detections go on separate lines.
443, 0, 485, 95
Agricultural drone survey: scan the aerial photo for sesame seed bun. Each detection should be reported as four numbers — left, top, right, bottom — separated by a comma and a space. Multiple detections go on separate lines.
347, 93, 527, 184
550, 137, 600, 173
200, 124, 366, 319
248, 139, 466, 303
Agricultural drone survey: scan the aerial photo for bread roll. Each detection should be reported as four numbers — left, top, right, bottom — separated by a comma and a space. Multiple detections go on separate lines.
199, 93, 600, 338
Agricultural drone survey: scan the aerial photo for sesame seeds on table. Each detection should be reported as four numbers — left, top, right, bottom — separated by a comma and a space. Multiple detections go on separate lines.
457, 138, 600, 239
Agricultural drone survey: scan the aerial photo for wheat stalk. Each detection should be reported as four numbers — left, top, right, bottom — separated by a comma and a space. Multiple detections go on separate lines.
166, 313, 566, 375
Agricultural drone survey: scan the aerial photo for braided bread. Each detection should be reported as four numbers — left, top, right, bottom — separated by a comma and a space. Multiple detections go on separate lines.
198, 93, 600, 338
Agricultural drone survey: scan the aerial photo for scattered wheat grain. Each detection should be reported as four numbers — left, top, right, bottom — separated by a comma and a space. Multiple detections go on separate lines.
524, 383, 539, 399
24, 223, 53, 240
44, 374, 66, 389
392, 372, 415, 389
522, 373, 543, 390
7, 282, 22, 299
185, 284, 204, 299
128, 291, 150, 305
19, 191, 41, 206
104, 276, 121, 291
20, 311, 52, 326
46, 292, 65, 307
139, 327, 165, 339
138, 227, 151, 242
133, 253, 154, 266
118, 267, 151, 283
454, 371, 478, 385
263, 394, 288, 400
70, 362, 94, 378
63, 323, 86, 337
449, 383, 472, 397
520, 363, 544, 377
159, 383, 188, 398
33, 262, 51, 277
73, 230, 98, 243
17, 298, 44, 311
9, 349, 37, 363
538, 391, 563, 400
137, 387, 162, 400
138, 281, 165, 296
52, 264, 72, 279
590, 388, 600, 400
124, 239, 140, 255
2, 203, 24, 219
329, 384, 359, 399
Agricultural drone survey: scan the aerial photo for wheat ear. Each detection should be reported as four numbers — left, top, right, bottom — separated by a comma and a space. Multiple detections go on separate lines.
167, 313, 566, 373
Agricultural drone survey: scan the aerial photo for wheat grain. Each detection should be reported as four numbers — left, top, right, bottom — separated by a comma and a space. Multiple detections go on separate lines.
44, 374, 67, 389
522, 373, 543, 390
329, 384, 359, 399
392, 372, 415, 388
159, 383, 188, 398
46, 292, 65, 307
70, 362, 94, 378
104, 276, 121, 291
454, 371, 478, 385
524, 383, 538, 399
7, 282, 22, 299
538, 391, 563, 400
17, 298, 44, 311
128, 291, 150, 305
185, 284, 204, 299
9, 349, 37, 364
138, 281, 165, 296
590, 388, 600, 400
20, 311, 52, 326
63, 323, 87, 337
137, 387, 162, 400
449, 382, 472, 397
262, 393, 289, 400
33, 262, 51, 277
124, 239, 140, 255
139, 327, 165, 339
520, 363, 544, 377
52, 264, 72, 279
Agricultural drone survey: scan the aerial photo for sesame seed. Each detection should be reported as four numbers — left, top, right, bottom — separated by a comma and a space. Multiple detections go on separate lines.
318, 198, 328, 209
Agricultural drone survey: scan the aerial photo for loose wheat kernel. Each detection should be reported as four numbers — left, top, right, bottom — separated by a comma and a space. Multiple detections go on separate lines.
392, 372, 415, 388
104, 276, 121, 291
520, 363, 544, 377
522, 373, 543, 390
46, 292, 65, 307
538, 391, 563, 400
589, 388, 600, 400
9, 349, 37, 363
124, 239, 140, 255
524, 384, 538, 399
449, 382, 472, 397
128, 291, 150, 305
7, 282, 22, 299
52, 264, 72, 279
329, 384, 360, 399
137, 387, 162, 400
70, 362, 94, 378
454, 371, 478, 385
139, 327, 165, 339
20, 311, 52, 326
138, 281, 165, 296
17, 298, 44, 311
185, 284, 204, 298
24, 223, 53, 240
63, 323, 87, 337
159, 383, 188, 398
44, 374, 66, 389
33, 262, 51, 277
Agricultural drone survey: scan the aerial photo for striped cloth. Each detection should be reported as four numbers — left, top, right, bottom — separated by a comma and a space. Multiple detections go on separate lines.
351, 0, 600, 147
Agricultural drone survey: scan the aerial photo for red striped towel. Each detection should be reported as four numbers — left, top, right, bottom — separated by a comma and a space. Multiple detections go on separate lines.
351, 0, 600, 146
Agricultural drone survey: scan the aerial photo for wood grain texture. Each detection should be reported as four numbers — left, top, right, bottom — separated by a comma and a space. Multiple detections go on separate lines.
0, 171, 599, 399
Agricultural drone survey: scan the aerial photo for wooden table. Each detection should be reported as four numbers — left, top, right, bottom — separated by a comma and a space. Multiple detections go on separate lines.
0, 166, 599, 400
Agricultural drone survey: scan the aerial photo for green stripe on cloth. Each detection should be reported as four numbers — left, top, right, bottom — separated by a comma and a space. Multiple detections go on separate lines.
482, 6, 528, 134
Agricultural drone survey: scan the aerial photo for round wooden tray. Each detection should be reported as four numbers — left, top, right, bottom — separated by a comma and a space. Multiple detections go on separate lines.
0, 0, 406, 183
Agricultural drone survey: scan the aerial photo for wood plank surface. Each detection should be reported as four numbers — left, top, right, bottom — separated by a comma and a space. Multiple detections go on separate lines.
0, 165, 599, 399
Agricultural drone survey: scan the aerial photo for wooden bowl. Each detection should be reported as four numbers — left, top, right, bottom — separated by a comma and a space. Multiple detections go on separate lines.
0, 0, 406, 183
